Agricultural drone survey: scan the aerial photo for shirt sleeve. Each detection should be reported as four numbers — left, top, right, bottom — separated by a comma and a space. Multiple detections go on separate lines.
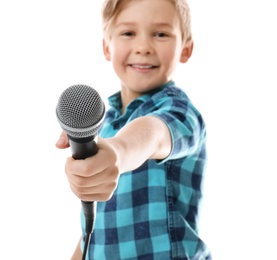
145, 88, 206, 163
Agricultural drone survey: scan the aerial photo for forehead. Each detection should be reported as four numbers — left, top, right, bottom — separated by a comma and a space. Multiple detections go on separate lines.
114, 0, 179, 26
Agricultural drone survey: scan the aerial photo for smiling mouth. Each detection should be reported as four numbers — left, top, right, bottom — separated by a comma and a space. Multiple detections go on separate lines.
130, 64, 158, 69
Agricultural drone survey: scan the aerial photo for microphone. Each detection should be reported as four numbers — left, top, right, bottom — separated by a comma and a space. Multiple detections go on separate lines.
56, 84, 105, 259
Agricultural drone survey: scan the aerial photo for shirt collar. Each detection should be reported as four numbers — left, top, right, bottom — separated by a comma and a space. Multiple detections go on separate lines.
108, 81, 175, 111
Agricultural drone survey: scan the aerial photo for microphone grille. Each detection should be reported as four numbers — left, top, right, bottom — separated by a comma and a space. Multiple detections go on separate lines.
56, 84, 105, 138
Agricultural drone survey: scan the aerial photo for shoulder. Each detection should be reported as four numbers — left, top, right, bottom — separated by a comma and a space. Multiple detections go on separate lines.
139, 83, 201, 118
152, 82, 189, 100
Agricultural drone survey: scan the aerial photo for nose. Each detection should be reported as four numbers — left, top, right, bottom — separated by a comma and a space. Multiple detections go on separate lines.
134, 36, 153, 55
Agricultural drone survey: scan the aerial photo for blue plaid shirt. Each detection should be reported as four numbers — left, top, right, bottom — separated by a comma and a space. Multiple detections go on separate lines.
81, 81, 211, 259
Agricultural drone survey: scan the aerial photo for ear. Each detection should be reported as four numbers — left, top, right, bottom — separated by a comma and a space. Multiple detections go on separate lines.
103, 39, 111, 61
179, 41, 194, 63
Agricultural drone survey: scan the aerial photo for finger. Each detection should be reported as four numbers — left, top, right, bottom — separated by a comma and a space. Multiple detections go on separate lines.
70, 183, 115, 201
80, 193, 113, 202
67, 167, 119, 189
65, 152, 110, 178
70, 180, 117, 196
56, 131, 70, 149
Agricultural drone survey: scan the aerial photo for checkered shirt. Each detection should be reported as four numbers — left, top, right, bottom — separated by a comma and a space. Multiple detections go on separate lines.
80, 81, 211, 259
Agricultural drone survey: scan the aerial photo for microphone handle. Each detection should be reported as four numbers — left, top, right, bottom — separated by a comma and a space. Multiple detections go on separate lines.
69, 136, 98, 160
68, 135, 97, 235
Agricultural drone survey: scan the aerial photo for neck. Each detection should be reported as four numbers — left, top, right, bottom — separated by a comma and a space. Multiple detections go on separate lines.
120, 87, 142, 114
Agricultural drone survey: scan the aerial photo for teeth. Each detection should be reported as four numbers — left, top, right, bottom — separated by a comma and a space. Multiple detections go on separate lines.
132, 65, 153, 69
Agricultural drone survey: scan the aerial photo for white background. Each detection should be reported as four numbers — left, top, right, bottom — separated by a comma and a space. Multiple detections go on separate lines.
0, 0, 276, 259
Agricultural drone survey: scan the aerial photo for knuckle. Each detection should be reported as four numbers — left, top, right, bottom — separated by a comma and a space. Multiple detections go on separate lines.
75, 186, 84, 194
81, 164, 93, 176
74, 177, 86, 187
109, 181, 118, 190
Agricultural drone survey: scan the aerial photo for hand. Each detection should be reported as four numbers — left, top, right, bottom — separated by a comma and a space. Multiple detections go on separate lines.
55, 116, 171, 202
63, 137, 120, 202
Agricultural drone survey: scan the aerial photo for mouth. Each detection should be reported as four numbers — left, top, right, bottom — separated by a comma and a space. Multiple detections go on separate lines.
129, 64, 158, 69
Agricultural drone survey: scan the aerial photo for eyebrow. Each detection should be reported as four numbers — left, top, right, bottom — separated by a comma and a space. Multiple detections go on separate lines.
115, 22, 174, 29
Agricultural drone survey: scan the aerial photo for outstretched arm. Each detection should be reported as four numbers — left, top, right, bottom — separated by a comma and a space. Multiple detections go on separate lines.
56, 116, 171, 202
107, 115, 171, 172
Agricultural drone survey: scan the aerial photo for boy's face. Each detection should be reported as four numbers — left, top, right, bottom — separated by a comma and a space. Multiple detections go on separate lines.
103, 0, 192, 98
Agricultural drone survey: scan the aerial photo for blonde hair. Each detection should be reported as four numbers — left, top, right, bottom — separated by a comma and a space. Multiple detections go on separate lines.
101, 0, 192, 44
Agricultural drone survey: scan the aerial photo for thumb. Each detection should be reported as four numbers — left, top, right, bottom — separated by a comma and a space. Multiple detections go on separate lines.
55, 131, 70, 149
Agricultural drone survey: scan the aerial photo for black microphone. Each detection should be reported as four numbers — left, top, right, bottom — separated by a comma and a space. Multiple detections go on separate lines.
56, 84, 105, 259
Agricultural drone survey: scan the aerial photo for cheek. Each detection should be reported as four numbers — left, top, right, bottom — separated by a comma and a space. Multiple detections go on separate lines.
110, 43, 127, 62
161, 50, 178, 68
110, 48, 128, 74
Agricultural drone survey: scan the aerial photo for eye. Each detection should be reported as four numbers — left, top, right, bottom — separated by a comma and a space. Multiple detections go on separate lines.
154, 32, 169, 38
121, 31, 135, 37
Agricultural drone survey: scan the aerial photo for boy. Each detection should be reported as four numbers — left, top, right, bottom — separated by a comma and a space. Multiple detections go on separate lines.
56, 0, 211, 259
